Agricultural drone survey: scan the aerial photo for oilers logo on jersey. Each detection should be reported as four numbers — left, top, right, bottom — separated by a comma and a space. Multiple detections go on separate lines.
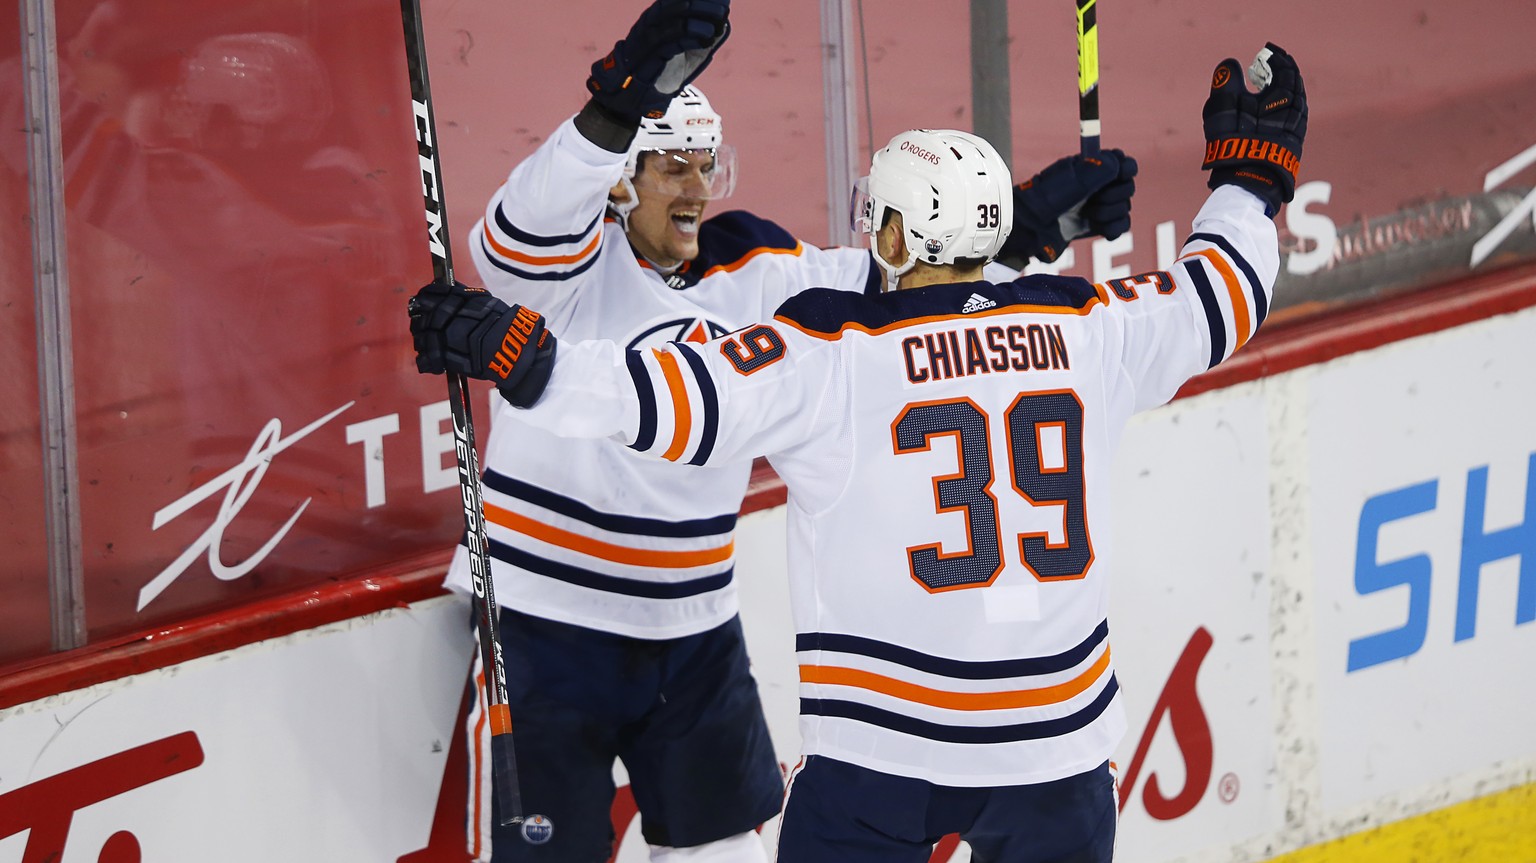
627, 316, 732, 350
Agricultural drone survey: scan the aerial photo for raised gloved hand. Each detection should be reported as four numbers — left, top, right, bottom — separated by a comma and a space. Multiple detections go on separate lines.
1202, 42, 1307, 217
999, 149, 1139, 266
587, 0, 730, 124
407, 281, 557, 408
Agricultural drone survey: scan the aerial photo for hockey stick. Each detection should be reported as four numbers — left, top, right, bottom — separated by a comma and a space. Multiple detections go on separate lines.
398, 0, 526, 828
1075, 0, 1100, 154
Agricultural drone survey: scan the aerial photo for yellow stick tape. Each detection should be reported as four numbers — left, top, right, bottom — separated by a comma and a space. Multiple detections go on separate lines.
1076, 1, 1099, 96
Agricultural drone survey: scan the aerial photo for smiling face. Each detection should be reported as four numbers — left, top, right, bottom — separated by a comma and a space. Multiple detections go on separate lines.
619, 149, 718, 269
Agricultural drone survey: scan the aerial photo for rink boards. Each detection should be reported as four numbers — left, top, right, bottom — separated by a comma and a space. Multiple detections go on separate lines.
3, 277, 1534, 861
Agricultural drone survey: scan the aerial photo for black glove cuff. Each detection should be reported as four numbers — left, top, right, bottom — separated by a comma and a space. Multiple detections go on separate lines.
575, 100, 640, 153
498, 336, 558, 408
1208, 167, 1284, 218
996, 223, 1040, 270
1003, 184, 1069, 265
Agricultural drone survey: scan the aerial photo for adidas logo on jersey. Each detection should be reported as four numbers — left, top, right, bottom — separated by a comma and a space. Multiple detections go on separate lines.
961, 293, 997, 313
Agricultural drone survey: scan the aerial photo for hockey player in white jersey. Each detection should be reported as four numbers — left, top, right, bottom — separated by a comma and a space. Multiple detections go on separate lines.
412, 40, 1304, 861
438, 0, 1141, 859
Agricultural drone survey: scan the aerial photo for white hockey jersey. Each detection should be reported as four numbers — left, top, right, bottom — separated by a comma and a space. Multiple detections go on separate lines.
448, 116, 876, 639
517, 185, 1278, 786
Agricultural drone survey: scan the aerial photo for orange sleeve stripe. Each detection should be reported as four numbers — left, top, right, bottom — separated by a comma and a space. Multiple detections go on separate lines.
482, 501, 734, 566
654, 349, 693, 462
702, 241, 805, 277
1188, 248, 1252, 348
799, 646, 1111, 711
775, 296, 1105, 341
482, 221, 602, 266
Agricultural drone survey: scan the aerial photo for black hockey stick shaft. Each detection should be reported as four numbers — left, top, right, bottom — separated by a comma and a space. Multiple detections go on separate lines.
398, 0, 525, 827
1076, 0, 1101, 154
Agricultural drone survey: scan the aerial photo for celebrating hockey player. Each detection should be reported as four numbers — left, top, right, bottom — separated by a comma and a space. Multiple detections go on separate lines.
414, 37, 1304, 857
413, 38, 1305, 858
435, 0, 1143, 859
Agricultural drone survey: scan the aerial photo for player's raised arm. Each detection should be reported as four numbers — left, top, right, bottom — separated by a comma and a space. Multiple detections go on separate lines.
1202, 42, 1307, 218
1099, 43, 1306, 411
406, 283, 830, 466
581, 0, 730, 141
995, 148, 1139, 269
468, 0, 730, 299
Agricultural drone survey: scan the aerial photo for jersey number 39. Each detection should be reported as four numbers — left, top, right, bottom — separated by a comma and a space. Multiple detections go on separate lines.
892, 391, 1093, 592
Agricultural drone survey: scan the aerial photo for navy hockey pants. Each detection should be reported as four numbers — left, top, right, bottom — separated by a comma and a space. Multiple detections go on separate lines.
478, 608, 782, 862
776, 755, 1116, 863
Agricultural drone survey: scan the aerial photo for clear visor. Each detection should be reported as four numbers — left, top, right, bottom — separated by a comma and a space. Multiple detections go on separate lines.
631, 144, 738, 201
850, 176, 875, 235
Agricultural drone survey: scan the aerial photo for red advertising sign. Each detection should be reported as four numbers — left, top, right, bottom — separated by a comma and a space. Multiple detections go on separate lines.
4, 0, 1535, 687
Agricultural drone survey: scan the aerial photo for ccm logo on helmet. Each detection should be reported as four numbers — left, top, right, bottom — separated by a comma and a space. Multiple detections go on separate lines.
685, 117, 715, 126
899, 141, 941, 164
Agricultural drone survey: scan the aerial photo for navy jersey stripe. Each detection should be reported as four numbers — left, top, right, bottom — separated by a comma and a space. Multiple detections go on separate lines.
776, 276, 1100, 338
796, 620, 1109, 680
493, 205, 602, 248
1187, 231, 1268, 326
692, 210, 800, 275
488, 538, 734, 598
1005, 274, 1104, 310
482, 469, 735, 537
480, 234, 603, 281
1182, 258, 1227, 369
776, 284, 988, 336
800, 675, 1118, 744
626, 350, 659, 453
676, 344, 719, 466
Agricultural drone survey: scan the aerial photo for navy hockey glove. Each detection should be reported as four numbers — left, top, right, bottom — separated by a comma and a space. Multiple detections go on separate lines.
1202, 42, 1307, 216
587, 0, 730, 124
407, 281, 557, 408
999, 149, 1138, 267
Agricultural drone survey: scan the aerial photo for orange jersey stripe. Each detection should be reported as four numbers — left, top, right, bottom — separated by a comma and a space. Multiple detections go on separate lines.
702, 241, 805, 277
654, 349, 693, 462
482, 501, 734, 567
1186, 248, 1252, 348
799, 646, 1112, 711
776, 296, 1106, 342
482, 221, 603, 266
636, 243, 802, 276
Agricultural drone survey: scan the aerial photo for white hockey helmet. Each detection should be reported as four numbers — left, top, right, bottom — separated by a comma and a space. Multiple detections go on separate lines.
612, 86, 737, 226
852, 129, 1013, 285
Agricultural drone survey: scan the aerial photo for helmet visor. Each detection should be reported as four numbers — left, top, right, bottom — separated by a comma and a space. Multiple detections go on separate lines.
631, 144, 737, 201
850, 176, 875, 236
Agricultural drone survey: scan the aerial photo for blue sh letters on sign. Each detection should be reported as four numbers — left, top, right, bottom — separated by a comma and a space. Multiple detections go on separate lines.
1347, 453, 1536, 672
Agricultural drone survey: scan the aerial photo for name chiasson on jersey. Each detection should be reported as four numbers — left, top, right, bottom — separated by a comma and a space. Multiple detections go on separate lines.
902, 320, 1070, 384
